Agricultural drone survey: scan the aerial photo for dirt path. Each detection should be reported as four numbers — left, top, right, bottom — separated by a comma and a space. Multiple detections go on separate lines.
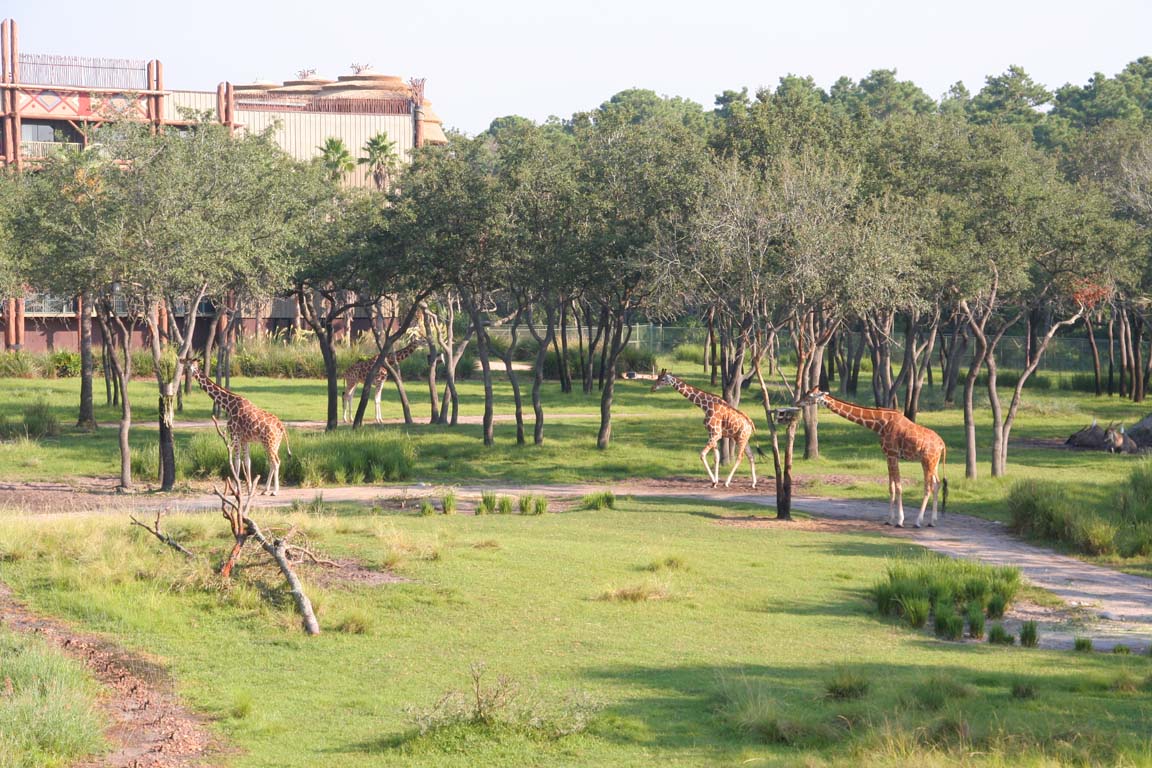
0, 582, 218, 767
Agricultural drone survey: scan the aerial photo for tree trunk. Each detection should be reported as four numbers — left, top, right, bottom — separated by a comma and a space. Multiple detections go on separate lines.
557, 301, 572, 394
77, 292, 96, 430
596, 316, 631, 450
1107, 311, 1116, 396
1085, 313, 1102, 396
1133, 313, 1145, 403
96, 307, 133, 491
383, 357, 414, 425
464, 299, 496, 446
528, 306, 556, 445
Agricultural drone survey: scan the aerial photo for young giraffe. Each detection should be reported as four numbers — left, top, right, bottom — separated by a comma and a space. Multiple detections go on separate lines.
797, 388, 947, 528
651, 369, 758, 489
342, 337, 427, 424
185, 359, 291, 496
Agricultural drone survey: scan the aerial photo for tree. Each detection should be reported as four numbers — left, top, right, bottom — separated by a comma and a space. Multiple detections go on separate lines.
969, 66, 1051, 125
574, 102, 709, 449
318, 137, 356, 182
358, 133, 399, 191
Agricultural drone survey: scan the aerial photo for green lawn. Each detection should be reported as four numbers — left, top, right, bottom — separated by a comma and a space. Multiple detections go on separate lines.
0, 371, 1147, 524
1, 499, 1150, 767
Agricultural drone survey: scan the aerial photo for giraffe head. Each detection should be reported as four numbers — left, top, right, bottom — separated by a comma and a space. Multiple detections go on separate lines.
796, 387, 829, 408
179, 356, 205, 379
650, 369, 675, 392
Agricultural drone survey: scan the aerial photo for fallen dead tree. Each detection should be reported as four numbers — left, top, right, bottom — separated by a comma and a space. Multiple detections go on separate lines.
210, 417, 321, 635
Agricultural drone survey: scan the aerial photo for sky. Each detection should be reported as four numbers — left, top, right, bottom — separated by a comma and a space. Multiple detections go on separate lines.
7, 0, 1152, 135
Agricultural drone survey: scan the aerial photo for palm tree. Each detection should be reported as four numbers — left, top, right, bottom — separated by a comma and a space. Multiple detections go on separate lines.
317, 137, 355, 182
358, 133, 399, 190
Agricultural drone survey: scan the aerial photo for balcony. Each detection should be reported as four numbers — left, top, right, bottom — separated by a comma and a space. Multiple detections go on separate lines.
20, 140, 82, 159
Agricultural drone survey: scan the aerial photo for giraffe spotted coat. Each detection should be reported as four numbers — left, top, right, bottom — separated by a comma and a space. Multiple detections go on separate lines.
651, 370, 758, 489
798, 388, 947, 528
186, 360, 291, 496
342, 338, 426, 423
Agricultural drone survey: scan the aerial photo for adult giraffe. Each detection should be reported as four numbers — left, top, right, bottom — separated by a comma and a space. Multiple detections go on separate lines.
185, 358, 291, 496
341, 335, 427, 423
797, 388, 947, 528
651, 370, 759, 489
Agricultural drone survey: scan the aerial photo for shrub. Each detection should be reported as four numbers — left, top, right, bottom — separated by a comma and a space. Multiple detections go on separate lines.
0, 351, 43, 378
1019, 620, 1039, 648
23, 400, 60, 438
672, 343, 706, 365
518, 495, 533, 515
934, 602, 964, 641
419, 501, 436, 517
597, 583, 669, 602
988, 624, 1015, 645
442, 491, 457, 515
532, 496, 548, 516
986, 593, 1007, 619
1011, 681, 1037, 700
908, 674, 973, 711
874, 553, 1018, 626
1112, 644, 1132, 655
966, 604, 986, 640
497, 496, 514, 515
477, 491, 496, 516
897, 596, 930, 629
580, 491, 616, 510
334, 611, 373, 634
716, 675, 842, 747
823, 667, 870, 700
49, 350, 83, 378
1074, 637, 1093, 652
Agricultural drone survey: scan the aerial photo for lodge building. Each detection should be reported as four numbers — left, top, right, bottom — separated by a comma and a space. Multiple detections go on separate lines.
0, 17, 448, 352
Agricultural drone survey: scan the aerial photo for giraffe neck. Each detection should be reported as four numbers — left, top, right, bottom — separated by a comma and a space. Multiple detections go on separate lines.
373, 339, 422, 367
820, 394, 899, 433
193, 368, 244, 409
668, 375, 723, 412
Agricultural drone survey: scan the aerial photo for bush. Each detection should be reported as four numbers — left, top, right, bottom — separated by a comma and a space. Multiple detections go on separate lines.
1011, 681, 1037, 700
496, 496, 514, 515
823, 667, 870, 700
1019, 620, 1039, 648
442, 491, 457, 515
1112, 644, 1132, 655
897, 596, 930, 629
966, 604, 986, 640
0, 401, 60, 440
986, 592, 1007, 620
49, 350, 83, 378
580, 491, 616, 510
0, 351, 43, 378
934, 602, 964, 641
988, 624, 1015, 645
1074, 637, 1093, 652
477, 491, 496, 516
419, 501, 436, 517
532, 496, 548, 516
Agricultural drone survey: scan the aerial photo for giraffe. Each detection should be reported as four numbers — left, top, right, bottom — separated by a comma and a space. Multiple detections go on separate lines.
651, 369, 758, 489
184, 358, 291, 496
341, 336, 427, 423
797, 388, 947, 528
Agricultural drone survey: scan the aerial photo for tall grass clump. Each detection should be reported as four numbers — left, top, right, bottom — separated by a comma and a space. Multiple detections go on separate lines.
716, 674, 841, 747
532, 495, 548, 516
0, 351, 44, 378
580, 491, 616, 511
442, 491, 457, 515
1019, 620, 1039, 648
873, 553, 1020, 632
672, 343, 706, 365
0, 401, 61, 440
1009, 480, 1117, 555
0, 628, 106, 765
1074, 637, 1093, 652
477, 491, 497, 516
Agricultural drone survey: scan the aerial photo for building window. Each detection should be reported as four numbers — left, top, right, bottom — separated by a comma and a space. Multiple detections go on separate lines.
21, 120, 80, 143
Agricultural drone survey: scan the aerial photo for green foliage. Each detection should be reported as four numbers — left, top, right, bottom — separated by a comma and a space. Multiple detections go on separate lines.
1019, 620, 1039, 648
966, 604, 986, 640
907, 674, 974, 711
0, 352, 43, 379
532, 496, 548, 516
988, 624, 1015, 645
419, 501, 436, 517
1008, 480, 1118, 555
496, 496, 514, 515
442, 491, 458, 516
671, 343, 705, 365
517, 495, 533, 515
1111, 644, 1131, 655
933, 602, 964, 640
580, 491, 616, 510
49, 351, 82, 378
873, 553, 1020, 633
823, 667, 870, 700
1011, 681, 1037, 700
0, 401, 60, 441
0, 628, 105, 766
897, 595, 930, 629
477, 491, 496, 516
1074, 637, 1094, 652
716, 675, 842, 747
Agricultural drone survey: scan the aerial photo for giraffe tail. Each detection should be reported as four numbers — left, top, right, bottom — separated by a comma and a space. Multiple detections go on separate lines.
754, 444, 768, 458
283, 427, 293, 456
939, 446, 947, 515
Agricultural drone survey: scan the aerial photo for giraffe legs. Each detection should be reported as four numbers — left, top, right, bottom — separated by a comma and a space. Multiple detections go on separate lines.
724, 439, 757, 489
701, 440, 721, 487
885, 456, 905, 527
342, 383, 356, 423
373, 382, 386, 424
916, 461, 940, 528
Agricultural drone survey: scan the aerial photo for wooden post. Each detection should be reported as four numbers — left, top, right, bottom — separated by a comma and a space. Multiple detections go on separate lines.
216, 83, 226, 125
1, 19, 9, 166
14, 297, 24, 350
4, 298, 14, 350
146, 61, 155, 132
155, 60, 164, 127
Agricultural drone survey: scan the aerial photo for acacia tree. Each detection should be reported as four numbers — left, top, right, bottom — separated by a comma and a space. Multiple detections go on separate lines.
573, 105, 708, 449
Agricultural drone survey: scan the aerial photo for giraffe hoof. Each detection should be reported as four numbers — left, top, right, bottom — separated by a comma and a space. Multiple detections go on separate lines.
914, 524, 922, 529
883, 521, 892, 526
895, 524, 904, 528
